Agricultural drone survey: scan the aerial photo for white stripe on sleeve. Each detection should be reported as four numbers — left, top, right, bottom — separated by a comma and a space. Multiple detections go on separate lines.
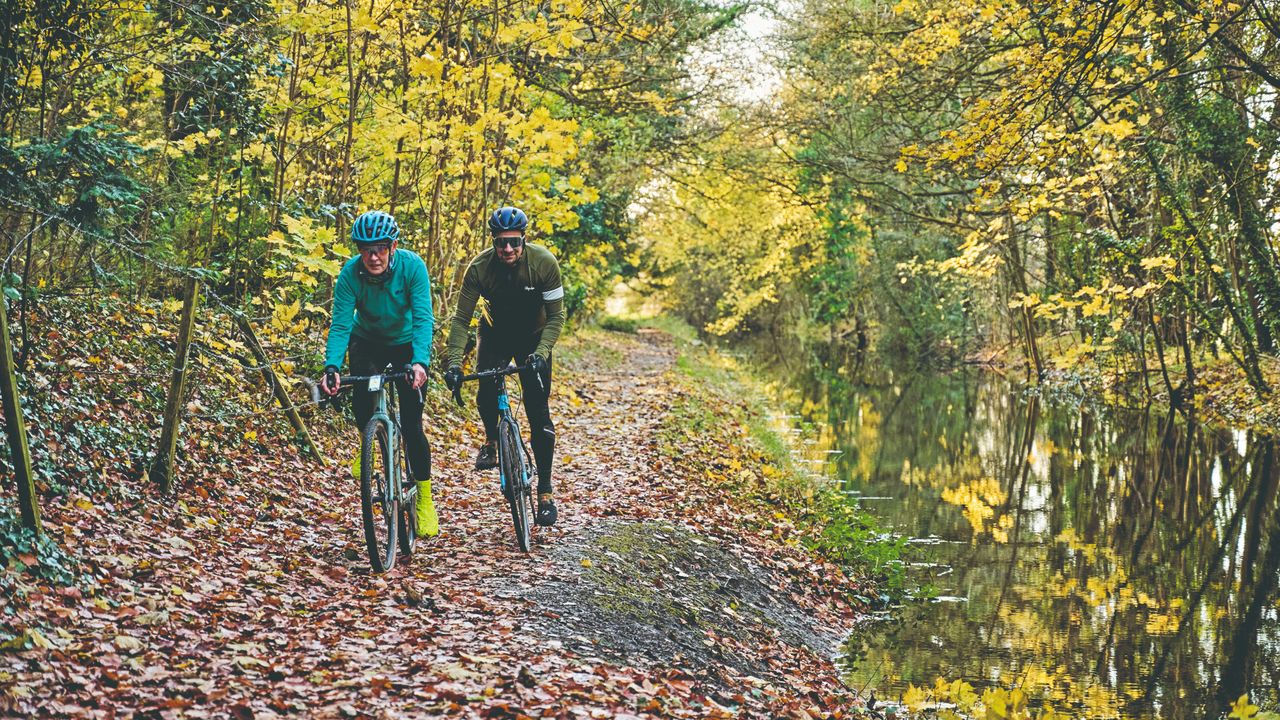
542, 286, 565, 301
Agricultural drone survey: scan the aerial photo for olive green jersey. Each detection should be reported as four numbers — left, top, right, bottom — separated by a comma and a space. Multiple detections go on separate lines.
445, 243, 565, 366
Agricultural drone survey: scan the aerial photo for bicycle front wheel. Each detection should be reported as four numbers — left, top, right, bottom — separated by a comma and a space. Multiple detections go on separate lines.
361, 418, 399, 573
498, 421, 532, 553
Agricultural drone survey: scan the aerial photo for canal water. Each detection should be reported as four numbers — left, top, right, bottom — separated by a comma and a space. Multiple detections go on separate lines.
772, 366, 1280, 718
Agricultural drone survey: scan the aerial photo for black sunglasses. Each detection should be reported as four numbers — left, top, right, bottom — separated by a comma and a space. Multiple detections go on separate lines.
493, 235, 524, 249
358, 242, 393, 255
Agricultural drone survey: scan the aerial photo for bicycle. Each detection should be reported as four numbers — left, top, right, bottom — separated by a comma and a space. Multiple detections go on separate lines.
312, 365, 419, 573
452, 362, 540, 553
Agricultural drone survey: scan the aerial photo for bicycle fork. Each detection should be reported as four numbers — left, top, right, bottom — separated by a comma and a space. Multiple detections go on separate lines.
496, 392, 528, 497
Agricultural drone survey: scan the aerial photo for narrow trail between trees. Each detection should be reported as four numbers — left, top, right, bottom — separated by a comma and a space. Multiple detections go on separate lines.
4, 328, 863, 719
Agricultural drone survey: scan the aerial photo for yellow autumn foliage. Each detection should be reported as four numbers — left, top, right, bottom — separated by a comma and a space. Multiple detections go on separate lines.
638, 129, 822, 336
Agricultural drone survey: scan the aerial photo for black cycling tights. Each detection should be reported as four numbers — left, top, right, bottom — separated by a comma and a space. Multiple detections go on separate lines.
347, 338, 431, 483
475, 332, 554, 495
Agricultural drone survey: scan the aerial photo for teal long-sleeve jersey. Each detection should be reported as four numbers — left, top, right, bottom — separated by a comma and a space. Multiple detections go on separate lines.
323, 249, 433, 370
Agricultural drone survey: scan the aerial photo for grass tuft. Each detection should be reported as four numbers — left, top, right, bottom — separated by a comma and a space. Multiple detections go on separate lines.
653, 316, 906, 586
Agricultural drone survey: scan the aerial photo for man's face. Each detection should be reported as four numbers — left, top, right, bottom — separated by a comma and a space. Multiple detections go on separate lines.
359, 240, 396, 275
494, 230, 524, 266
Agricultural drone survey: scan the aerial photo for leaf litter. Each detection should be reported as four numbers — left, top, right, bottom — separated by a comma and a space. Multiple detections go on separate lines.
2, 323, 871, 718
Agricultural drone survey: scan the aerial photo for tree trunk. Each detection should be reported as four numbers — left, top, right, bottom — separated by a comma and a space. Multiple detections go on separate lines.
152, 277, 200, 494
0, 293, 40, 532
235, 315, 325, 464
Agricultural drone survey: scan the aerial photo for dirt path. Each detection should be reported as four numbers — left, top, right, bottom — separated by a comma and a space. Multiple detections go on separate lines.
2, 329, 863, 718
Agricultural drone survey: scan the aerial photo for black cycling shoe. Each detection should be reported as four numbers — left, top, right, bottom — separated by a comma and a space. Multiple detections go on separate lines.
474, 442, 497, 471
536, 494, 558, 527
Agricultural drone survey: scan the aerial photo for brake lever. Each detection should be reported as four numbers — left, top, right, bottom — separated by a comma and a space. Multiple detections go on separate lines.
527, 361, 545, 393
304, 376, 338, 411
398, 364, 426, 405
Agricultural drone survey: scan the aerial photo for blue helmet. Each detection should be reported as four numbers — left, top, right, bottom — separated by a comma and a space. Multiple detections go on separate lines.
487, 206, 528, 235
351, 210, 400, 244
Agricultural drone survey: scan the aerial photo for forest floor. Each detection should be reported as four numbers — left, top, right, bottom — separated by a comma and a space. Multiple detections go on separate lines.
1, 315, 870, 719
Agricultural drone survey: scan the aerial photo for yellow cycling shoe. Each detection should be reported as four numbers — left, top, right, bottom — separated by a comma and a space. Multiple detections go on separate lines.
415, 480, 439, 537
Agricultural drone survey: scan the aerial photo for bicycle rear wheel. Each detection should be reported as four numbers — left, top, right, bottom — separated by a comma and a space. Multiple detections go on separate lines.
398, 438, 417, 558
498, 421, 532, 553
523, 444, 538, 533
361, 418, 399, 573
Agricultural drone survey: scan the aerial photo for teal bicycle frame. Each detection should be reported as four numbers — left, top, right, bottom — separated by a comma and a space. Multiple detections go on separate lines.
454, 362, 539, 552
494, 372, 531, 499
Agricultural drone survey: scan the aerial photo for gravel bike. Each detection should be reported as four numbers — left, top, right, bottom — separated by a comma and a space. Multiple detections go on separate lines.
452, 362, 540, 552
313, 366, 419, 572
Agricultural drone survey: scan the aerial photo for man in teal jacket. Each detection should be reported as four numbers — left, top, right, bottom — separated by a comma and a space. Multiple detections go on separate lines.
320, 210, 437, 537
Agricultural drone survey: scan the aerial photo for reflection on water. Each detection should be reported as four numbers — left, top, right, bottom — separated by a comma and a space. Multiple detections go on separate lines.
776, 367, 1280, 718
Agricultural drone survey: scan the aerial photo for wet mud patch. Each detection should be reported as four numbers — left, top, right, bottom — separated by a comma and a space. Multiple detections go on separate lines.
527, 520, 842, 679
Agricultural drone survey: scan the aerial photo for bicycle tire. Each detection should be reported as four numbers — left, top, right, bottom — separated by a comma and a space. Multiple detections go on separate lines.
523, 443, 538, 534
361, 418, 399, 573
398, 435, 417, 557
498, 421, 532, 552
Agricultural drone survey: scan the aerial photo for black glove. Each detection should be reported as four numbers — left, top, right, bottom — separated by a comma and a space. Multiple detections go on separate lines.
322, 365, 340, 397
526, 353, 547, 377
443, 365, 463, 393
526, 354, 548, 393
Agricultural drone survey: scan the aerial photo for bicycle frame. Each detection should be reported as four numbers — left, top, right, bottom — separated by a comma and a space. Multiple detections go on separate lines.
489, 372, 535, 497
359, 370, 422, 510
364, 372, 402, 481
319, 368, 418, 482
314, 366, 420, 571
455, 362, 540, 551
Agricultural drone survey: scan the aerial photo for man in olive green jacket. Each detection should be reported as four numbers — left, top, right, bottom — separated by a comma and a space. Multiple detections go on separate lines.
443, 206, 564, 527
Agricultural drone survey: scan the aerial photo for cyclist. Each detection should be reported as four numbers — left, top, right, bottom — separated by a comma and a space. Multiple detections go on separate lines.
320, 210, 438, 538
442, 206, 564, 527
